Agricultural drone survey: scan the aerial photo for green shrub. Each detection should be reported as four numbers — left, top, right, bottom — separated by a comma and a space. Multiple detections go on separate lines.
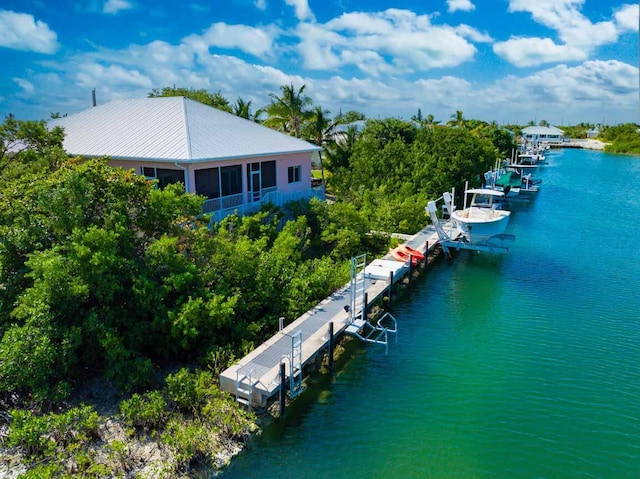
165, 368, 197, 412
119, 390, 168, 433
161, 417, 212, 469
0, 322, 59, 401
8, 404, 100, 461
8, 409, 56, 458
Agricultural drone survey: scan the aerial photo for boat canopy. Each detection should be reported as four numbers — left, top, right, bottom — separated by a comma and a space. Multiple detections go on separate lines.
495, 171, 522, 188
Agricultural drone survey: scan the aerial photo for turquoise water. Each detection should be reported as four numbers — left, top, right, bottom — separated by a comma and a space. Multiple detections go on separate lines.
220, 148, 640, 479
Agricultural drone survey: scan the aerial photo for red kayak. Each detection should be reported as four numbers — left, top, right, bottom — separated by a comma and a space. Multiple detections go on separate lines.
390, 247, 421, 266
397, 244, 425, 261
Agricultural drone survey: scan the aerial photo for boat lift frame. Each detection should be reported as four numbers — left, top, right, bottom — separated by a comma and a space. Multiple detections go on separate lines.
426, 189, 515, 255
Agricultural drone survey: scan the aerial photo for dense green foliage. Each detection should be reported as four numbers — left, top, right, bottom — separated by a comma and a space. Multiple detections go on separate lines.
601, 123, 640, 154
1, 94, 515, 476
557, 122, 594, 139
6, 369, 255, 477
149, 86, 232, 112
0, 117, 384, 404
326, 118, 510, 233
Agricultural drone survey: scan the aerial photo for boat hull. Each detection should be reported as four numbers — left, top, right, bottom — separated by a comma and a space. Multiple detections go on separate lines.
451, 208, 511, 243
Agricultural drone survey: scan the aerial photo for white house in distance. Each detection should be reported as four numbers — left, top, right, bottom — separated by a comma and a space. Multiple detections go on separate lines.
49, 97, 323, 222
521, 125, 565, 144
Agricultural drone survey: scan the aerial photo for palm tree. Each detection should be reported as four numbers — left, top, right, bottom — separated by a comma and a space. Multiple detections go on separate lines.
263, 83, 313, 137
448, 110, 465, 128
232, 97, 252, 119
302, 107, 363, 192
424, 114, 440, 128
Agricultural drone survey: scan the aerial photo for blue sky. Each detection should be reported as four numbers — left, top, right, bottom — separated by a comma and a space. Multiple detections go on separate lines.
1, 0, 638, 125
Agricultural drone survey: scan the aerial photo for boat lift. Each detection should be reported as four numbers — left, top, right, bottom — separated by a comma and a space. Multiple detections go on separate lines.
344, 254, 398, 354
426, 191, 515, 256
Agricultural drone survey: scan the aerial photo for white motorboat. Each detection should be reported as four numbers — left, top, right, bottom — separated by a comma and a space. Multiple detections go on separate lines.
449, 189, 511, 243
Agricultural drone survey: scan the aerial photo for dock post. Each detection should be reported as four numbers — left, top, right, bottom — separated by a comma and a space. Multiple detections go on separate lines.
423, 242, 428, 270
328, 322, 334, 374
408, 254, 413, 286
363, 292, 368, 320
388, 271, 394, 306
279, 362, 286, 419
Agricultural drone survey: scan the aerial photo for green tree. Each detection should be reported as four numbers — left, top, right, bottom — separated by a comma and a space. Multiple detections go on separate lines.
148, 87, 231, 112
0, 116, 66, 173
448, 110, 465, 128
424, 114, 440, 128
232, 97, 262, 121
263, 83, 313, 137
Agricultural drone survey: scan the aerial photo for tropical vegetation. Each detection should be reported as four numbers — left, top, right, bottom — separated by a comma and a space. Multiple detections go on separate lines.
2, 83, 581, 477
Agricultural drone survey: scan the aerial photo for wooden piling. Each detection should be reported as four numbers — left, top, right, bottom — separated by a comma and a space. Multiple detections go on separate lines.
388, 271, 394, 306
409, 254, 413, 286
363, 292, 368, 320
423, 242, 429, 270
279, 362, 286, 418
328, 322, 334, 373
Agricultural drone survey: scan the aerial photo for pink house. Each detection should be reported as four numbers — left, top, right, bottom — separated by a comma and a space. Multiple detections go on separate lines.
49, 97, 323, 222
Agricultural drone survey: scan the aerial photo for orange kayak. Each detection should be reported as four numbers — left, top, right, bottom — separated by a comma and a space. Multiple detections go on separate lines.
398, 244, 425, 261
390, 247, 420, 266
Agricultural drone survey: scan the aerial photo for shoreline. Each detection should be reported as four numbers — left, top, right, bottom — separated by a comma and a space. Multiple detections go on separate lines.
562, 138, 609, 150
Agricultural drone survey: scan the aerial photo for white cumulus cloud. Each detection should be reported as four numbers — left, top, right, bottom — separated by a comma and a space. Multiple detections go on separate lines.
447, 0, 475, 13
296, 9, 486, 74
103, 0, 134, 14
285, 0, 314, 21
13, 78, 35, 96
615, 3, 639, 31
495, 0, 631, 66
0, 10, 59, 54
493, 37, 585, 67
183, 23, 278, 59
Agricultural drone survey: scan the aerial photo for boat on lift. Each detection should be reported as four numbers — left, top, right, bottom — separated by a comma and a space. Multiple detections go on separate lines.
449, 188, 511, 243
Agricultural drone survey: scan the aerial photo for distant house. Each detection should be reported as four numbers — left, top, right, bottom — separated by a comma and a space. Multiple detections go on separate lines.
521, 125, 565, 144
49, 97, 323, 222
586, 128, 599, 138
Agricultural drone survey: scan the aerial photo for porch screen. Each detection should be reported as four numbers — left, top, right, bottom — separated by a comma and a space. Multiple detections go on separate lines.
195, 167, 220, 199
220, 165, 242, 197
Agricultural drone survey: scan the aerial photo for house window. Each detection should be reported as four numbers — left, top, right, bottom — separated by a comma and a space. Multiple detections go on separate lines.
195, 167, 220, 199
220, 165, 242, 197
288, 165, 301, 184
141, 167, 185, 189
261, 161, 276, 188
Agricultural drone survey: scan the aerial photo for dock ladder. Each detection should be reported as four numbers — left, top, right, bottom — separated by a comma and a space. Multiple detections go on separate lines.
235, 368, 257, 411
289, 330, 304, 398
279, 330, 304, 400
349, 253, 367, 323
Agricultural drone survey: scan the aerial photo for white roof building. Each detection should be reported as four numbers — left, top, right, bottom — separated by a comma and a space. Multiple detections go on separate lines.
49, 97, 323, 222
521, 125, 565, 143
49, 96, 320, 162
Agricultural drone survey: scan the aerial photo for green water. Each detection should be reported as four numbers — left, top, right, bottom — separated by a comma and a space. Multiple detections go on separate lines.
220, 149, 640, 479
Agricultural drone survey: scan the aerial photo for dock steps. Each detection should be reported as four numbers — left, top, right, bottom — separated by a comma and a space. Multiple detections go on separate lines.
345, 312, 398, 354
235, 370, 258, 411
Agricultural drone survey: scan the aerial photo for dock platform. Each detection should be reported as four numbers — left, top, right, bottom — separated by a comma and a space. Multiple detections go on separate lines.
219, 221, 453, 407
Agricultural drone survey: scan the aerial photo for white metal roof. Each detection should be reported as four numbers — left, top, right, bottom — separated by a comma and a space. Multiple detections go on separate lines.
48, 97, 321, 163
521, 125, 564, 135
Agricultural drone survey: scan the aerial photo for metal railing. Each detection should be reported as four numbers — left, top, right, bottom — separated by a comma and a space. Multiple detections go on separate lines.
204, 187, 326, 224
202, 192, 244, 213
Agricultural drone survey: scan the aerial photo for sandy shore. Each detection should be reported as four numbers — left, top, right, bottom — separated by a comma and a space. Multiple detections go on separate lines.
566, 139, 608, 150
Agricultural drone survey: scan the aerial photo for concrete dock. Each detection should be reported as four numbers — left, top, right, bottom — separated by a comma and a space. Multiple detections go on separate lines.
219, 221, 453, 408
